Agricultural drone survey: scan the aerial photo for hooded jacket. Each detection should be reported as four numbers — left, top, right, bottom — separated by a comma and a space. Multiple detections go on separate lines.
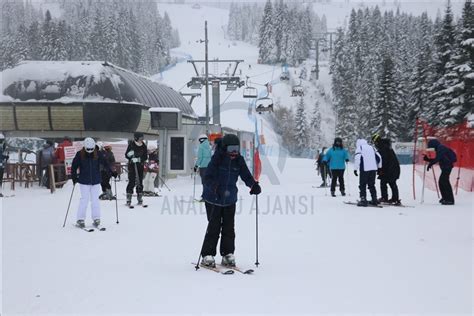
203, 147, 256, 206
71, 147, 111, 185
427, 139, 456, 170
354, 139, 382, 172
375, 138, 400, 181
323, 143, 350, 170
196, 139, 212, 168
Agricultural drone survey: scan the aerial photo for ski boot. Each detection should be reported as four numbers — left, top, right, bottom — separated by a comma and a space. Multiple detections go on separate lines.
137, 193, 144, 205
369, 200, 379, 206
99, 192, 108, 200
76, 219, 85, 228
319, 182, 327, 188
221, 254, 236, 267
357, 198, 368, 207
201, 255, 215, 267
331, 191, 336, 197
92, 219, 101, 228
340, 190, 346, 196
126, 193, 132, 206
106, 189, 115, 200
378, 197, 389, 203
0, 193, 3, 198
441, 200, 455, 205
389, 199, 401, 206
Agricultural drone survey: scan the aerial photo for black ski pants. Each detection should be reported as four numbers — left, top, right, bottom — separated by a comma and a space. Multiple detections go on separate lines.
100, 170, 111, 192
330, 169, 345, 193
380, 179, 399, 201
0, 167, 3, 186
439, 168, 454, 203
199, 167, 207, 197
126, 163, 144, 194
201, 202, 236, 257
359, 170, 377, 201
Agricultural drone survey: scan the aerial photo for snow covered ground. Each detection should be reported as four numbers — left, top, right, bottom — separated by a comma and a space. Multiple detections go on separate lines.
2, 163, 472, 315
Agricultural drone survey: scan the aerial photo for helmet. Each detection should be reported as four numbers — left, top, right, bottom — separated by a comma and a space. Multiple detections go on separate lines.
198, 134, 207, 143
148, 143, 157, 151
371, 133, 380, 144
222, 134, 240, 158
84, 137, 96, 153
134, 132, 144, 142
0, 133, 4, 140
96, 141, 104, 150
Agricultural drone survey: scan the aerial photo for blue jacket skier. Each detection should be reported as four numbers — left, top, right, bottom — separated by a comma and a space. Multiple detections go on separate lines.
194, 134, 212, 201
200, 134, 261, 268
323, 137, 350, 196
423, 139, 457, 205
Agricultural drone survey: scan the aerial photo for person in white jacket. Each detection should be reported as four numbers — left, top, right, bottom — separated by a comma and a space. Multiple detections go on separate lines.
353, 139, 382, 206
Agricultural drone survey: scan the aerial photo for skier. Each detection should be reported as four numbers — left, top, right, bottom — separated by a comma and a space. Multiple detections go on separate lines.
71, 137, 117, 228
37, 140, 55, 188
200, 134, 261, 267
125, 132, 148, 206
372, 134, 401, 205
353, 138, 382, 207
423, 139, 457, 205
194, 134, 212, 202
316, 147, 329, 187
323, 137, 350, 197
0, 133, 9, 197
143, 145, 159, 196
99, 144, 116, 200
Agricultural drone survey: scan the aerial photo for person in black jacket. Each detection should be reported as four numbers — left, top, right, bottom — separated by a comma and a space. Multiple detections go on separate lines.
71, 137, 116, 228
372, 134, 401, 205
125, 132, 148, 206
200, 134, 261, 268
423, 139, 457, 205
99, 144, 116, 200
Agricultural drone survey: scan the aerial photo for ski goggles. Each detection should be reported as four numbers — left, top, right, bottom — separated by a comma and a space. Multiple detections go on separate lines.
226, 145, 240, 154
85, 147, 95, 153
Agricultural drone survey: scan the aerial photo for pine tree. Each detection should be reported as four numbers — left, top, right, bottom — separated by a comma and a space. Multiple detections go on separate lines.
309, 100, 322, 151
258, 0, 276, 63
376, 56, 399, 140
294, 97, 309, 156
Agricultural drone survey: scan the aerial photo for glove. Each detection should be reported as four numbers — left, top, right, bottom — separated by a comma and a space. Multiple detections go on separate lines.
250, 182, 261, 195
4, 155, 9, 160
427, 163, 433, 172
377, 168, 383, 176
111, 171, 118, 178
126, 150, 135, 158
131, 157, 140, 163
345, 159, 349, 162
72, 177, 78, 185
354, 170, 358, 177
423, 155, 431, 162
194, 166, 198, 173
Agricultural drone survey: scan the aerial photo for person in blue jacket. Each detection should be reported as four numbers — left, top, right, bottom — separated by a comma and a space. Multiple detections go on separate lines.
323, 137, 350, 196
194, 134, 212, 201
423, 139, 457, 205
200, 134, 261, 267
71, 137, 117, 228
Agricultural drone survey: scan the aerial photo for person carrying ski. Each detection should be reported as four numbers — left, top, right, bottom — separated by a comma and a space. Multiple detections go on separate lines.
316, 147, 329, 187
353, 138, 382, 207
194, 134, 212, 202
200, 134, 261, 268
0, 133, 9, 198
323, 137, 350, 196
71, 137, 117, 228
125, 132, 148, 206
99, 144, 116, 200
423, 139, 456, 205
372, 134, 401, 205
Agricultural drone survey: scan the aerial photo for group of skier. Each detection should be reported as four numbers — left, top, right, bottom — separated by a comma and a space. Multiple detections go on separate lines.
317, 134, 456, 207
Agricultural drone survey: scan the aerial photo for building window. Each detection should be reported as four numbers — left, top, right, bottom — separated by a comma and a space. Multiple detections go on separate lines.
170, 136, 184, 170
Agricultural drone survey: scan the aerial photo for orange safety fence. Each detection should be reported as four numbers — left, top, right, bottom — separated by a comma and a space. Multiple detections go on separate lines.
412, 118, 474, 199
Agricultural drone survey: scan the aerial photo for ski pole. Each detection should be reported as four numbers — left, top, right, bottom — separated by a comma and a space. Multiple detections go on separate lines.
193, 169, 197, 200
195, 203, 215, 271
255, 194, 260, 267
62, 184, 76, 227
421, 162, 427, 204
158, 174, 171, 192
114, 178, 119, 224
346, 162, 351, 196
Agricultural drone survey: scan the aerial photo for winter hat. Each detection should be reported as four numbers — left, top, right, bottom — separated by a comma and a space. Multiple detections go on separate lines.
198, 134, 207, 143
134, 132, 144, 142
333, 137, 343, 147
84, 137, 96, 153
222, 134, 240, 147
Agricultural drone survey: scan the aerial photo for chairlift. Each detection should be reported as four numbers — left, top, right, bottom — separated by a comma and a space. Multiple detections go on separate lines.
311, 65, 317, 73
291, 85, 304, 97
187, 78, 203, 89
255, 97, 274, 114
243, 76, 258, 98
226, 83, 237, 91
280, 71, 290, 81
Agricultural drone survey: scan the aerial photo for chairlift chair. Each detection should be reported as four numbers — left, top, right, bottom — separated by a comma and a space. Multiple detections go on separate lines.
255, 97, 274, 114
243, 86, 258, 98
280, 71, 290, 81
291, 85, 304, 97
226, 83, 237, 91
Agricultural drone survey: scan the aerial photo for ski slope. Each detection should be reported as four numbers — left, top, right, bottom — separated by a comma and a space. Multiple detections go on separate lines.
2, 162, 472, 314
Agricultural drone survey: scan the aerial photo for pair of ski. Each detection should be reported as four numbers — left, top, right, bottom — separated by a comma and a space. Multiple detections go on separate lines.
126, 203, 148, 209
75, 225, 106, 232
192, 263, 254, 275
344, 201, 413, 208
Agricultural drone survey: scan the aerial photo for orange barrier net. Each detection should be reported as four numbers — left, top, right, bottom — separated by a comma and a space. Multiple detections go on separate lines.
412, 119, 474, 199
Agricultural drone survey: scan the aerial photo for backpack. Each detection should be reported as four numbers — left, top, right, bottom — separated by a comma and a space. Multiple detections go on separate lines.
446, 147, 457, 163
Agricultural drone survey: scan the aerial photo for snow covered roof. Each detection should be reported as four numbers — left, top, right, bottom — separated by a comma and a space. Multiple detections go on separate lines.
1, 61, 196, 118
